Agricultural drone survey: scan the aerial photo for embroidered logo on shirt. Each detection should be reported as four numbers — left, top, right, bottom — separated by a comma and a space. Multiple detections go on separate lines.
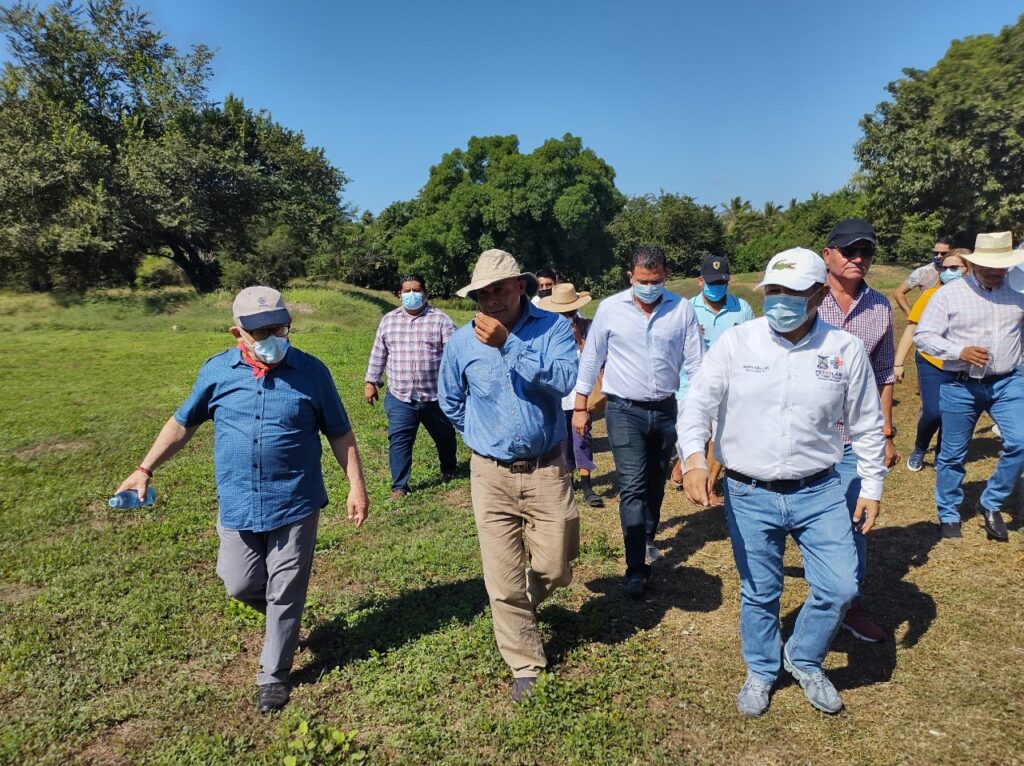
815, 354, 844, 381
742, 364, 769, 374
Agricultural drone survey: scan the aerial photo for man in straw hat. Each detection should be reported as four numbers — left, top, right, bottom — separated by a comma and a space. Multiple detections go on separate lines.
914, 231, 1024, 541
112, 286, 369, 713
438, 249, 580, 702
539, 282, 604, 508
573, 245, 704, 599
679, 248, 887, 716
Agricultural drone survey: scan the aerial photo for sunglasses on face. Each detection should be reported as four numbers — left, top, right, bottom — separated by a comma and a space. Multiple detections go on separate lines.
932, 251, 950, 257
249, 325, 291, 341
837, 245, 876, 259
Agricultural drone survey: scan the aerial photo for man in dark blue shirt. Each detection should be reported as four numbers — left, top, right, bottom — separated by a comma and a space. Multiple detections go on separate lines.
114, 286, 369, 714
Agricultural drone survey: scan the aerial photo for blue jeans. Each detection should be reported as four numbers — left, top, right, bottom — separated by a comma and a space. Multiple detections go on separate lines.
382, 392, 458, 492
935, 372, 1024, 523
835, 445, 867, 590
724, 472, 858, 683
914, 354, 947, 453
604, 395, 677, 578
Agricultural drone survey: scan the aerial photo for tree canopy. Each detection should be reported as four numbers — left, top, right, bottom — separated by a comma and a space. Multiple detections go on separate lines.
856, 14, 1024, 260
0, 0, 349, 292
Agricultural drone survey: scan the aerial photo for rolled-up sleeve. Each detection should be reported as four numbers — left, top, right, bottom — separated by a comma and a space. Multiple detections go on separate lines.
914, 290, 962, 361
678, 335, 729, 461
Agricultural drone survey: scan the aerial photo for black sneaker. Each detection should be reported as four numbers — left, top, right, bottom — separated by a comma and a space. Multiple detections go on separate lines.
940, 522, 962, 539
257, 682, 290, 713
625, 573, 650, 600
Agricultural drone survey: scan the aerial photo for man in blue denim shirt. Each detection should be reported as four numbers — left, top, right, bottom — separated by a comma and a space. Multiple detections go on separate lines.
439, 250, 579, 703
115, 286, 369, 714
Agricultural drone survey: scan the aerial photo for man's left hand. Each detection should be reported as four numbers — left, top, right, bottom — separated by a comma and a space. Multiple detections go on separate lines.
347, 485, 369, 527
852, 497, 880, 534
474, 313, 509, 348
884, 438, 900, 468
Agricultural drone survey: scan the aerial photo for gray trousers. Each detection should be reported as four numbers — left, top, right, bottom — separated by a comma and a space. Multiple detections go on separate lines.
215, 511, 319, 686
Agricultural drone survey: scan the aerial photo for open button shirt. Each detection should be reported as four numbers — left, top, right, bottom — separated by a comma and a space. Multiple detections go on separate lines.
174, 346, 351, 532
677, 316, 887, 500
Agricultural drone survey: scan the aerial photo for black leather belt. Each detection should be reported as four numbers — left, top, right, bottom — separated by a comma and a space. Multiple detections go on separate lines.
606, 394, 677, 412
474, 445, 562, 474
952, 370, 1015, 384
725, 467, 833, 493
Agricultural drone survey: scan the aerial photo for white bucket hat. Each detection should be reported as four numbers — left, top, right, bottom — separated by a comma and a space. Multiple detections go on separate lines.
456, 249, 538, 299
963, 231, 1024, 269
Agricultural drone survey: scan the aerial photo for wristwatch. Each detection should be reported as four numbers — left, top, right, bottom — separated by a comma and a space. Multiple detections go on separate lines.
883, 426, 897, 440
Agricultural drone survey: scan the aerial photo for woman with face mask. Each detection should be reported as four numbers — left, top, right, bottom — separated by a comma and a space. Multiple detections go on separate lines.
893, 249, 971, 472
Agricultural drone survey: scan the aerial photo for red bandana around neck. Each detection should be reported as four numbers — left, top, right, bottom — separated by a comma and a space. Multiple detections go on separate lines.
237, 340, 282, 380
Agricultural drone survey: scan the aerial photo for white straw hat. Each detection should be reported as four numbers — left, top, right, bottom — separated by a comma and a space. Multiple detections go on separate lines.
455, 249, 538, 299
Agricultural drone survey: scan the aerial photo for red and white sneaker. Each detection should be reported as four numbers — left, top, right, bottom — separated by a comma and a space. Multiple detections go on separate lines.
841, 602, 886, 643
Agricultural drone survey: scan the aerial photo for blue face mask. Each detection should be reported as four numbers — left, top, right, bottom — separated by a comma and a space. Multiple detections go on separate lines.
633, 282, 665, 304
763, 294, 811, 333
703, 282, 728, 302
939, 270, 962, 285
252, 336, 289, 364
402, 291, 425, 310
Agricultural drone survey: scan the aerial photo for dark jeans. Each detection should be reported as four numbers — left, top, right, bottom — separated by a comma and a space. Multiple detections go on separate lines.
562, 409, 596, 473
914, 353, 947, 453
604, 394, 677, 578
383, 392, 458, 492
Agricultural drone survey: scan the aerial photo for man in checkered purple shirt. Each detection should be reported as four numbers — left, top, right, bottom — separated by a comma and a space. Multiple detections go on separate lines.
364, 275, 458, 500
818, 219, 899, 645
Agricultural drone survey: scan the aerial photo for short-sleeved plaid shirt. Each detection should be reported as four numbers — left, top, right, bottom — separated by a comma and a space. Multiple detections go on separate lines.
819, 282, 895, 444
365, 305, 456, 403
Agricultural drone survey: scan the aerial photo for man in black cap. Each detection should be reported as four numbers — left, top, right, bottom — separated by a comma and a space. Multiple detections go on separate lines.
671, 255, 755, 492
818, 219, 898, 645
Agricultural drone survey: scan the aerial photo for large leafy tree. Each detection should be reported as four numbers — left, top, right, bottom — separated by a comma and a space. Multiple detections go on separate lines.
0, 0, 347, 292
606, 192, 729, 280
855, 14, 1024, 260
382, 134, 623, 296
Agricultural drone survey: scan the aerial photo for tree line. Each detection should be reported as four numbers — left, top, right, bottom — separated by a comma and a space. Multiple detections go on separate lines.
1, 1, 1022, 296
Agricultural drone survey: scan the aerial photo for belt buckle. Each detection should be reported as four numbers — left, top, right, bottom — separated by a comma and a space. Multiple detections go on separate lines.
509, 459, 533, 474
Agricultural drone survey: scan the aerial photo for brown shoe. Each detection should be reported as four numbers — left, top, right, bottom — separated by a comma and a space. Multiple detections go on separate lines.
390, 489, 408, 501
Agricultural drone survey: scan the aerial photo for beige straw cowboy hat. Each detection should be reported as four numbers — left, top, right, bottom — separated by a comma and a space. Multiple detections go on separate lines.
963, 231, 1024, 269
538, 282, 592, 313
455, 249, 538, 299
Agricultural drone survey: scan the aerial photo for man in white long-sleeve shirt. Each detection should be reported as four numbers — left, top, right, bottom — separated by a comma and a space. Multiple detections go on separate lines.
679, 247, 887, 718
573, 245, 704, 599
913, 231, 1024, 541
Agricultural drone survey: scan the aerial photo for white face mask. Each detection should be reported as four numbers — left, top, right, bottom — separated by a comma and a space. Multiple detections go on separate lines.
252, 336, 289, 364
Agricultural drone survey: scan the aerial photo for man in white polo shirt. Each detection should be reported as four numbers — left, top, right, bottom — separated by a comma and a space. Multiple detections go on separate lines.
679, 248, 887, 717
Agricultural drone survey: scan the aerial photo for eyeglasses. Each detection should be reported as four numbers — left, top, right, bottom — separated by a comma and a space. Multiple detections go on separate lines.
932, 250, 951, 257
837, 245, 876, 259
249, 325, 290, 341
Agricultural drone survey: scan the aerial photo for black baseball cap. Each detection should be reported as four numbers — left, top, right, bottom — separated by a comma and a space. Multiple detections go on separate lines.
827, 219, 877, 248
701, 255, 731, 281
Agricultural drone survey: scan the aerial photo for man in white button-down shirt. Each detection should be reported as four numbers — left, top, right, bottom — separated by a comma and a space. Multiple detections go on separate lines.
573, 245, 704, 599
679, 247, 887, 717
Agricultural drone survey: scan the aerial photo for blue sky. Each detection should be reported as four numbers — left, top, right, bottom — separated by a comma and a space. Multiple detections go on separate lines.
7, 1, 1021, 215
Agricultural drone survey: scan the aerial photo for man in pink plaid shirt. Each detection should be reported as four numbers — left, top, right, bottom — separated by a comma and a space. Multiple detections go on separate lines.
365, 275, 458, 500
818, 218, 899, 645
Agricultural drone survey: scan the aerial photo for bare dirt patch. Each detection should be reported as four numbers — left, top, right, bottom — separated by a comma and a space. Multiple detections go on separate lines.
0, 582, 43, 603
12, 440, 89, 461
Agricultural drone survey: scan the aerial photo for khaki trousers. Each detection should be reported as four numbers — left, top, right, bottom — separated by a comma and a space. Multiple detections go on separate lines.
470, 452, 579, 677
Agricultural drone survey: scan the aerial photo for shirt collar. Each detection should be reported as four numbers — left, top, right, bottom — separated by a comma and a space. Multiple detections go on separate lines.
691, 292, 736, 316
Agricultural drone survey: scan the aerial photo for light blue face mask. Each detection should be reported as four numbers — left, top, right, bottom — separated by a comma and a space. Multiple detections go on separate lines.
402, 291, 425, 310
252, 336, 289, 364
633, 282, 665, 304
763, 294, 811, 333
703, 282, 728, 302
939, 269, 962, 285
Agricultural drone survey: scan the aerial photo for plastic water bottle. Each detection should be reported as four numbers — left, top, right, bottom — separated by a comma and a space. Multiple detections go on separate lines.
108, 487, 157, 509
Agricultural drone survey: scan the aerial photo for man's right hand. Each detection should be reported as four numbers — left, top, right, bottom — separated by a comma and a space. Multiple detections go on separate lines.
572, 409, 591, 436
959, 346, 990, 367
115, 469, 151, 503
364, 383, 379, 405
683, 468, 710, 507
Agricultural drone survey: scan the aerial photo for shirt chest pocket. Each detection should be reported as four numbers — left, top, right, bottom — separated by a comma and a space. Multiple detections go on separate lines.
802, 379, 847, 427
466, 358, 501, 397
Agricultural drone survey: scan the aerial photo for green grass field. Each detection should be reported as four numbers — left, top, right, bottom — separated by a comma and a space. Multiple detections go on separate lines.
1, 269, 1022, 765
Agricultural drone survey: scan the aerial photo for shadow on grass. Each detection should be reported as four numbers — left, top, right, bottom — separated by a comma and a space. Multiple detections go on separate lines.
780, 519, 940, 692
292, 578, 488, 687
335, 287, 397, 315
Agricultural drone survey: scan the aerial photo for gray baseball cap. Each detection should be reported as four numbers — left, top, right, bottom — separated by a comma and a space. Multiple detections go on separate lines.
232, 286, 292, 331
